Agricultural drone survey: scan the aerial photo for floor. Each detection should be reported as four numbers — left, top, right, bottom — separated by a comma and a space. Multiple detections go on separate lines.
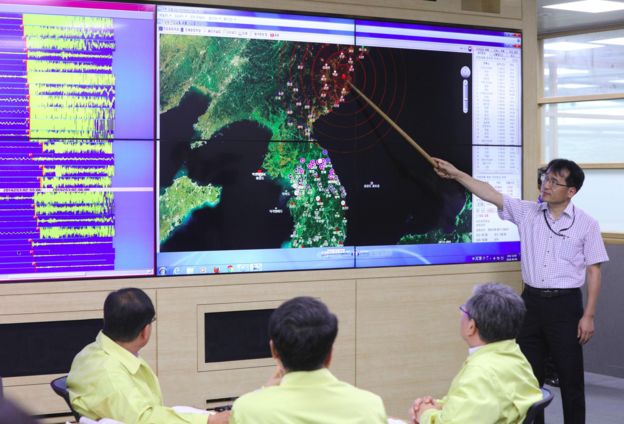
544, 372, 624, 423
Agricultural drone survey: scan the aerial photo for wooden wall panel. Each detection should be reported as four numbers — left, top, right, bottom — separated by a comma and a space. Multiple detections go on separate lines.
6, 380, 70, 420
155, 280, 356, 408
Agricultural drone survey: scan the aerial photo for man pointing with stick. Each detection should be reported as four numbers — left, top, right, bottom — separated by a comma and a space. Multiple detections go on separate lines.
433, 157, 608, 424
347, 85, 606, 422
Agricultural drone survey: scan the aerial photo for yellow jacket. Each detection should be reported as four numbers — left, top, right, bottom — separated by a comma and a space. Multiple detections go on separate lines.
420, 339, 542, 424
68, 331, 205, 424
230, 368, 387, 424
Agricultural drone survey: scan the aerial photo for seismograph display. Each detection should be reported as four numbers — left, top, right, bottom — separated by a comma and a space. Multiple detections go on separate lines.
0, 12, 117, 276
0, 2, 153, 280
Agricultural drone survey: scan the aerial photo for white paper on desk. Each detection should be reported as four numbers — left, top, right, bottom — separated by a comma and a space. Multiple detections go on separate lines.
79, 418, 125, 424
387, 419, 407, 424
172, 405, 215, 415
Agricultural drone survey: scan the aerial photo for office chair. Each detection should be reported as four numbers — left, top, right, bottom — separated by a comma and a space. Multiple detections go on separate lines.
522, 387, 554, 424
50, 375, 81, 422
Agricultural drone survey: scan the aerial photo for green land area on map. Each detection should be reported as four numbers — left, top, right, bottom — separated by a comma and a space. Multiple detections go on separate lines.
158, 35, 470, 247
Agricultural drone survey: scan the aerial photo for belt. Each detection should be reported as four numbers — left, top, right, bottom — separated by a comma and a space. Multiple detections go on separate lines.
523, 285, 579, 298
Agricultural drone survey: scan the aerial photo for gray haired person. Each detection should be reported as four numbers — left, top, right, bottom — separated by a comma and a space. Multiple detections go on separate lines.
409, 283, 542, 424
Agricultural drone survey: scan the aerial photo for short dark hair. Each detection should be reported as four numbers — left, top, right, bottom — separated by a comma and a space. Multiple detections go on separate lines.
269, 297, 338, 371
102, 288, 155, 342
546, 159, 584, 191
465, 283, 526, 343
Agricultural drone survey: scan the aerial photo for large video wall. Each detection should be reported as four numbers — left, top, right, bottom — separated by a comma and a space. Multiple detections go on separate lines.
0, 0, 523, 282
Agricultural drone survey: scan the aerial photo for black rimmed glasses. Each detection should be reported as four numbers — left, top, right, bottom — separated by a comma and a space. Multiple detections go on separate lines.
540, 174, 570, 189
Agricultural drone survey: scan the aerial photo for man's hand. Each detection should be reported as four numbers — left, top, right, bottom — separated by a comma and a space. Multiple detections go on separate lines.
408, 396, 439, 423
432, 157, 503, 209
207, 410, 230, 424
581, 263, 601, 345
432, 158, 460, 180
578, 314, 595, 344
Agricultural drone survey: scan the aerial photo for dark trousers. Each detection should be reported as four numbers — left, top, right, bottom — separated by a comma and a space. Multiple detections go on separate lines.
519, 288, 585, 424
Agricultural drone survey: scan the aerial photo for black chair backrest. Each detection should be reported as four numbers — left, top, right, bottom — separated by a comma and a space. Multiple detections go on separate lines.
50, 376, 81, 422
522, 387, 554, 424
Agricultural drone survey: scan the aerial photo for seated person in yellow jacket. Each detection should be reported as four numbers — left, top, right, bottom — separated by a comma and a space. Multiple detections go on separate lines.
409, 283, 542, 424
230, 296, 388, 424
67, 288, 229, 424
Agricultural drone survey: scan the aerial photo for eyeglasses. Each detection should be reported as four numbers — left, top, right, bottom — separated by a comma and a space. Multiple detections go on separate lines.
459, 305, 479, 327
459, 305, 472, 320
540, 174, 570, 189
150, 316, 157, 324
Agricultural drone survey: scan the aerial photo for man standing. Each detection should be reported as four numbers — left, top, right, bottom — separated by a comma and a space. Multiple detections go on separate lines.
409, 283, 542, 423
229, 296, 387, 424
433, 158, 608, 424
68, 288, 229, 424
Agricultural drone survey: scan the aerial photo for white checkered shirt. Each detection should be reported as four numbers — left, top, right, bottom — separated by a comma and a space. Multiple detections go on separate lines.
498, 195, 609, 289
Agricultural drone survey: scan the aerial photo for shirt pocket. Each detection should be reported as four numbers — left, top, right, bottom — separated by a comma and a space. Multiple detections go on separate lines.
559, 237, 583, 263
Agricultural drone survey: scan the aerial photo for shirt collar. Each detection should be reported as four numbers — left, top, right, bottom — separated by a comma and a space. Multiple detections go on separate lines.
539, 201, 574, 218
280, 368, 337, 387
466, 339, 516, 360
96, 331, 143, 375
562, 202, 575, 218
468, 345, 482, 355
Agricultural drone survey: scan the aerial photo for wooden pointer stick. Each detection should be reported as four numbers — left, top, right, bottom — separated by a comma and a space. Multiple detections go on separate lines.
347, 81, 436, 168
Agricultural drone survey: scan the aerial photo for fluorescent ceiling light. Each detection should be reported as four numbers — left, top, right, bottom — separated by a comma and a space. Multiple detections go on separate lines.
557, 83, 598, 88
544, 41, 603, 51
544, 67, 590, 76
609, 79, 624, 83
544, 1, 624, 13
592, 37, 624, 45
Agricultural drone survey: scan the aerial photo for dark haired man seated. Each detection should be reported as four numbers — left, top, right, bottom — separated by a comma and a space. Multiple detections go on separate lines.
67, 288, 229, 424
409, 284, 542, 424
230, 296, 387, 424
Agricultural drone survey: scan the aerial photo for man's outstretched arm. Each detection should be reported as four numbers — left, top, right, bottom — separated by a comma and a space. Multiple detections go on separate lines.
433, 157, 503, 210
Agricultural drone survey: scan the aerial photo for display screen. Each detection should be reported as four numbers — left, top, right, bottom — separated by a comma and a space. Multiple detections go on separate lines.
0, 0, 155, 281
0, 1, 523, 282
155, 7, 522, 276
204, 309, 273, 363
